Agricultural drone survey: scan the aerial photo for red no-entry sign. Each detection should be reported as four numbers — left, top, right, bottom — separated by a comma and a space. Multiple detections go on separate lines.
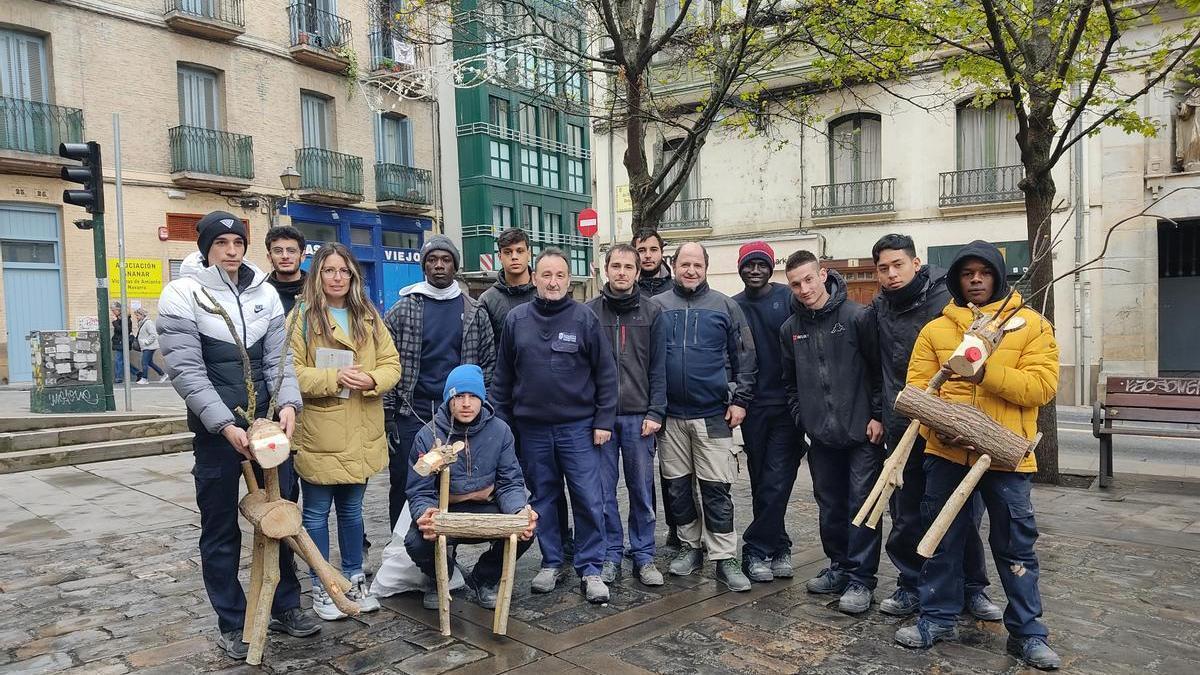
577, 208, 598, 238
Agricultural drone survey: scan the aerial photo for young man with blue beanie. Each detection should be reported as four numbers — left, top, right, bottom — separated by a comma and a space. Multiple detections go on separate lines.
405, 364, 537, 610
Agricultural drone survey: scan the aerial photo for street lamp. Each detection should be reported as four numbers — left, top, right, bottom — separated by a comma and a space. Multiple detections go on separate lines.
279, 165, 301, 194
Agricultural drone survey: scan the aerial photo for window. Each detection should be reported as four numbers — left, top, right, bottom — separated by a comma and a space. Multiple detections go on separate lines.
663, 0, 681, 26
541, 212, 561, 243
0, 29, 48, 102
567, 124, 584, 150
537, 55, 556, 90
300, 92, 331, 149
489, 140, 511, 179
350, 228, 373, 246
292, 221, 338, 244
520, 148, 539, 184
177, 65, 220, 129
567, 158, 585, 193
957, 99, 1020, 170
492, 204, 513, 229
541, 108, 559, 142
382, 230, 420, 249
523, 204, 541, 232
375, 114, 413, 165
541, 152, 559, 189
169, 259, 184, 281
661, 137, 699, 201
489, 96, 510, 131
829, 113, 881, 184
1, 240, 56, 264
519, 103, 538, 138
571, 243, 587, 277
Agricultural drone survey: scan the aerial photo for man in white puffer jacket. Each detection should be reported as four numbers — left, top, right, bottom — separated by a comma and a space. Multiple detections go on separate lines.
157, 211, 318, 659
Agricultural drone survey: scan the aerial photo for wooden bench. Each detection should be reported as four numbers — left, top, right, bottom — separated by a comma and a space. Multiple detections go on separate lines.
1092, 376, 1200, 488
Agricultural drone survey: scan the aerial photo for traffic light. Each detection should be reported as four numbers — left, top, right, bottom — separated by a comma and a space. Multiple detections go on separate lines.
59, 141, 104, 214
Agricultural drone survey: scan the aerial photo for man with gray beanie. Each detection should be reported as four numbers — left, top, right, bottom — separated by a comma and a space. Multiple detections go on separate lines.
382, 234, 496, 532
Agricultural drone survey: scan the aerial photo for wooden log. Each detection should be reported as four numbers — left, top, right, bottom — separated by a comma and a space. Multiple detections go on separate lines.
245, 532, 279, 665
243, 533, 265, 645
492, 534, 519, 636
284, 530, 357, 603
432, 513, 531, 539
435, 535, 450, 636
241, 461, 260, 493
894, 385, 1040, 470
239, 493, 303, 539
917, 454, 992, 558
248, 418, 290, 469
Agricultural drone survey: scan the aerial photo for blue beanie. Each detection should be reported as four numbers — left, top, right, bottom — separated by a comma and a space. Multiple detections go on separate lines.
443, 364, 486, 402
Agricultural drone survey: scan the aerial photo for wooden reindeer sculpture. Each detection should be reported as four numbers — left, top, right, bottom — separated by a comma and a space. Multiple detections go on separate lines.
195, 288, 360, 665
413, 438, 530, 637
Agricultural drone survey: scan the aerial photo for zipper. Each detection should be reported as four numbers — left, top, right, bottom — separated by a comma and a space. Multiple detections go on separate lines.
614, 313, 623, 406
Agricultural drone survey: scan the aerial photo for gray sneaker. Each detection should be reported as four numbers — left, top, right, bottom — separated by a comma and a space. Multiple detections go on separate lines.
466, 571, 498, 610
743, 556, 774, 583
531, 567, 564, 594
880, 587, 920, 616
669, 544, 704, 576
637, 562, 665, 586
1007, 636, 1061, 670
601, 560, 621, 584
770, 551, 794, 578
217, 629, 249, 660
838, 581, 873, 614
805, 567, 848, 594
581, 575, 609, 603
422, 589, 439, 611
967, 592, 1003, 621
716, 559, 751, 592
895, 620, 958, 648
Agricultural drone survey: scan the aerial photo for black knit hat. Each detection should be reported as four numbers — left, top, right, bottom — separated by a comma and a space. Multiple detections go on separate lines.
196, 211, 248, 262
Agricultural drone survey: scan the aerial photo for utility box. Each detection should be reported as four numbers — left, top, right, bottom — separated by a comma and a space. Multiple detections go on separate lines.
29, 330, 106, 414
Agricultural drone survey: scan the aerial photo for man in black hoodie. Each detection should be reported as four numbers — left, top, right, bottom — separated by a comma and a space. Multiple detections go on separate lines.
866, 234, 998, 621
264, 226, 307, 314
780, 250, 884, 615
480, 227, 537, 341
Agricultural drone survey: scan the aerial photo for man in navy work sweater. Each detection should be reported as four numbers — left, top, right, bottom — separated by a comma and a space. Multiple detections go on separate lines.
732, 241, 808, 584
383, 235, 495, 532
656, 242, 758, 592
780, 250, 884, 615
586, 244, 668, 587
491, 247, 618, 603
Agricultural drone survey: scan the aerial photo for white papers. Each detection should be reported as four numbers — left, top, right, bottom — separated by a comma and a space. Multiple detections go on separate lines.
315, 347, 354, 399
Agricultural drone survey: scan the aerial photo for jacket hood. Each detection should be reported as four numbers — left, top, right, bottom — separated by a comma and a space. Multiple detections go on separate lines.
195, 259, 269, 293
432, 399, 497, 439
946, 240, 1010, 307
942, 289, 1026, 328
178, 251, 206, 279
791, 268, 848, 319
493, 268, 535, 297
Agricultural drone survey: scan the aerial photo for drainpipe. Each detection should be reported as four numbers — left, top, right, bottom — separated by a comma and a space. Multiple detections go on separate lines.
1071, 81, 1089, 405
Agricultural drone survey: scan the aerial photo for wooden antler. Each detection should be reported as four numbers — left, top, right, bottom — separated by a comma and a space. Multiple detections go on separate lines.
195, 288, 255, 424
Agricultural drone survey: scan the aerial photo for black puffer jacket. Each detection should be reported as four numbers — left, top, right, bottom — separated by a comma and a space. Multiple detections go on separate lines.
638, 263, 673, 298
479, 268, 536, 341
779, 269, 882, 449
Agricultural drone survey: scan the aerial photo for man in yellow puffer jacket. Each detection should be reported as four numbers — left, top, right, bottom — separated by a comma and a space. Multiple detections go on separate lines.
894, 241, 1061, 671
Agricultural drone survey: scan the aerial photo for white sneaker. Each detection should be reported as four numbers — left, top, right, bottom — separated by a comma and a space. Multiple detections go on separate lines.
158, 375, 170, 383
136, 378, 149, 385
348, 573, 380, 613
312, 585, 347, 621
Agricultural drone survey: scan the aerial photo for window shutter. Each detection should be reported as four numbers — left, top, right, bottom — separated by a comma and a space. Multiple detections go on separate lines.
166, 213, 250, 242
23, 34, 47, 103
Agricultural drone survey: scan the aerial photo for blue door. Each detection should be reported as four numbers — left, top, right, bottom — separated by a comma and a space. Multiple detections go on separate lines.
1, 205, 65, 383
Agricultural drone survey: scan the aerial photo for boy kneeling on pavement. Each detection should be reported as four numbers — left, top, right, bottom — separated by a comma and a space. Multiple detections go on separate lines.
405, 364, 537, 609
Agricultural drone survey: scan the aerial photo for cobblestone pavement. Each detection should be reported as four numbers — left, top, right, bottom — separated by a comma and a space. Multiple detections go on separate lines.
1, 452, 1198, 674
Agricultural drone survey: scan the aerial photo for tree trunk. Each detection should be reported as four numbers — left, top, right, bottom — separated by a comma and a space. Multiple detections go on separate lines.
1022, 170, 1061, 485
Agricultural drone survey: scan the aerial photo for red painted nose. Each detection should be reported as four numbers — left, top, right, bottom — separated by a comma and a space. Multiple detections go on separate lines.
965, 347, 983, 362
268, 442, 276, 450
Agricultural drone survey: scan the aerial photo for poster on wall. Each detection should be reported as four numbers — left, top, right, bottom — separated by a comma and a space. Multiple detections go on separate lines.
107, 259, 164, 298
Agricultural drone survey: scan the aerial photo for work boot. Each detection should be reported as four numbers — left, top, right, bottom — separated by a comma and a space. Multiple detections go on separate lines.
743, 555, 774, 583
805, 567, 848, 594
422, 589, 439, 611
217, 629, 249, 660
637, 562, 665, 586
531, 567, 565, 594
894, 619, 959, 648
466, 571, 498, 610
879, 587, 920, 617
1007, 636, 1061, 670
716, 559, 751, 592
838, 582, 873, 614
664, 527, 682, 552
581, 575, 609, 604
601, 560, 621, 584
770, 551, 794, 578
668, 544, 704, 576
967, 592, 1003, 621
268, 608, 321, 637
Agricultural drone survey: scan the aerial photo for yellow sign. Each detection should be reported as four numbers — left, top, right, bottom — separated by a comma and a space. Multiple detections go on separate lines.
108, 259, 164, 297
615, 185, 632, 212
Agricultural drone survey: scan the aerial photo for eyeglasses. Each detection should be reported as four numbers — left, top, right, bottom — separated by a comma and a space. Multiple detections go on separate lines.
271, 247, 300, 256
320, 267, 353, 278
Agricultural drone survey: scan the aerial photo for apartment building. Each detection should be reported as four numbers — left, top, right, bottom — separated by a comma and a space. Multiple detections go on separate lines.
592, 6, 1200, 404
0, 0, 440, 383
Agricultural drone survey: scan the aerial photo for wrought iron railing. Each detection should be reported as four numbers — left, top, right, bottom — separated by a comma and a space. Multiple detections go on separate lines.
368, 30, 426, 71
169, 125, 254, 179
287, 3, 352, 50
939, 165, 1024, 207
375, 163, 432, 204
812, 178, 895, 217
296, 147, 362, 195
660, 198, 712, 230
163, 0, 244, 26
0, 96, 84, 155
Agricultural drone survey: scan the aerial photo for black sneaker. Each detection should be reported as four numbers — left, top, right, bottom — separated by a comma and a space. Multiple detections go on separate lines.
1007, 636, 1061, 670
805, 567, 848, 595
466, 571, 499, 610
268, 608, 322, 637
217, 630, 249, 660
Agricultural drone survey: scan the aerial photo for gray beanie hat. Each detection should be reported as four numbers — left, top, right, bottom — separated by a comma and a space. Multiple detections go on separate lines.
421, 234, 461, 269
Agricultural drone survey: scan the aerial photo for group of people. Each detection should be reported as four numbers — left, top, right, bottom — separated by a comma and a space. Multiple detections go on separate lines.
110, 301, 168, 384
157, 210, 1060, 670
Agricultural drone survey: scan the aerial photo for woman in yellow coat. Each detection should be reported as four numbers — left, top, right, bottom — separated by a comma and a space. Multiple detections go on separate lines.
292, 242, 401, 621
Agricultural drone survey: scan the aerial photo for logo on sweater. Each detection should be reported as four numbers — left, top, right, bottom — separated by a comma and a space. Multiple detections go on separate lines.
830, 322, 846, 335
558, 332, 577, 343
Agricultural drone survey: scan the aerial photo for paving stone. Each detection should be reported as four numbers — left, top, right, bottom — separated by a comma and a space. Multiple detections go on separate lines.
56, 659, 130, 675
0, 652, 75, 675
0, 629, 30, 651
127, 635, 212, 668
32, 611, 122, 639
14, 629, 109, 661
402, 627, 456, 652
55, 572, 130, 593
395, 644, 489, 674
330, 638, 421, 675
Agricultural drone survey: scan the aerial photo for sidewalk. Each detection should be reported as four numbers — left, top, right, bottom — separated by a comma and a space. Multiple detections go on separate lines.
0, 383, 184, 417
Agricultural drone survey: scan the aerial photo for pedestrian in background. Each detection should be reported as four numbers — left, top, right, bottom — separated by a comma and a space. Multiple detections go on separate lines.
133, 307, 168, 383
292, 242, 401, 621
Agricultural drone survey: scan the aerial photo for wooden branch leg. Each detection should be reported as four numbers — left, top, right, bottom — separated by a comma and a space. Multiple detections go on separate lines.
492, 534, 518, 636
243, 532, 266, 643
281, 532, 359, 616
245, 538, 279, 666
435, 534, 450, 636
917, 455, 992, 559
854, 419, 920, 527
866, 481, 894, 530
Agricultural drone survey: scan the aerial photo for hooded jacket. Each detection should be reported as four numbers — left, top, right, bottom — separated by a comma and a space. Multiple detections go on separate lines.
158, 261, 302, 438
867, 266, 951, 443
406, 400, 528, 518
638, 262, 674, 298
655, 280, 758, 419
945, 240, 1011, 307
479, 268, 536, 341
733, 282, 793, 407
908, 249, 1059, 472
779, 269, 882, 448
267, 270, 306, 315
586, 284, 668, 423
291, 305, 402, 484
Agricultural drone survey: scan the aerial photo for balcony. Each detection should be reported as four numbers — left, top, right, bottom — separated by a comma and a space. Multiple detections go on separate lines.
367, 30, 431, 97
168, 125, 254, 190
287, 3, 353, 73
375, 163, 433, 213
0, 96, 85, 177
939, 165, 1025, 208
163, 0, 245, 41
296, 147, 362, 204
660, 198, 712, 232
812, 178, 895, 219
